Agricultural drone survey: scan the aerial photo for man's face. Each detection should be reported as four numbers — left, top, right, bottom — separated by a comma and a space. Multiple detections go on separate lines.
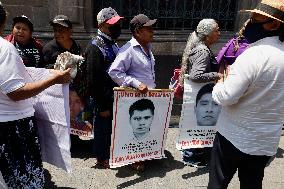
53, 24, 72, 43
136, 26, 154, 44
130, 109, 154, 138
195, 93, 221, 126
69, 91, 84, 120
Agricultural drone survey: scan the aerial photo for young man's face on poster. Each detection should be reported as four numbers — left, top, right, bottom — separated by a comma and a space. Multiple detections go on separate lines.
69, 90, 84, 120
130, 109, 154, 139
195, 92, 221, 126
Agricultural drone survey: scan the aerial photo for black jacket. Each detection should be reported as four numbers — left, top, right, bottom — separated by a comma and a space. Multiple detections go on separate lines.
84, 35, 118, 112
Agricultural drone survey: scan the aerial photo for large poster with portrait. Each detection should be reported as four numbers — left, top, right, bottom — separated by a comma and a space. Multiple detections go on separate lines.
176, 78, 221, 150
110, 88, 174, 168
69, 89, 95, 139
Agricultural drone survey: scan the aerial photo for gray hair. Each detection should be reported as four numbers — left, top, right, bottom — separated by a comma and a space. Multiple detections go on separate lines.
179, 19, 218, 86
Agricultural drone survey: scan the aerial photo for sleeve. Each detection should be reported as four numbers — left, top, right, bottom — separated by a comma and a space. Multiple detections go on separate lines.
189, 48, 219, 83
108, 49, 141, 88
212, 48, 259, 106
0, 47, 26, 94
85, 44, 109, 112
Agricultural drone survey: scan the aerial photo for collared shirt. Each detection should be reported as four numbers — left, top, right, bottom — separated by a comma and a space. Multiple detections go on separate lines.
108, 37, 156, 89
212, 36, 284, 156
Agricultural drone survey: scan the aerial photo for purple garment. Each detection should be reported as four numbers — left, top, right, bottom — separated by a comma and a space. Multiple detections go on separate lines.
216, 36, 249, 65
108, 38, 156, 89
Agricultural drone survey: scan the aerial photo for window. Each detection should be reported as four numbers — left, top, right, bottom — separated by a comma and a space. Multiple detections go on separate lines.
93, 0, 238, 31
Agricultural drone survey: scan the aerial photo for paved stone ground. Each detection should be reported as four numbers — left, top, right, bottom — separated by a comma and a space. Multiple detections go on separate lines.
44, 127, 284, 189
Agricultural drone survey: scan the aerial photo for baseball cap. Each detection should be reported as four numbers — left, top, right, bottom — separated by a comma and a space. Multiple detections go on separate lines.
97, 7, 124, 25
13, 15, 34, 31
130, 14, 157, 31
50, 15, 72, 28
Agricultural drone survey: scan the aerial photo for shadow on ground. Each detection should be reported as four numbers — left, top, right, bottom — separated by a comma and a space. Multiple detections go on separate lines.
115, 150, 184, 189
44, 169, 76, 189
70, 135, 94, 159
181, 166, 209, 179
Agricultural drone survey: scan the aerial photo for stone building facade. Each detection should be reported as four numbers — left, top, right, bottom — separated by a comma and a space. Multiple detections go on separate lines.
2, 0, 260, 115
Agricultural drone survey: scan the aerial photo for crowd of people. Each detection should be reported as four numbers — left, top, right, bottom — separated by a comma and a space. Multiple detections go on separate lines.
1, 0, 284, 188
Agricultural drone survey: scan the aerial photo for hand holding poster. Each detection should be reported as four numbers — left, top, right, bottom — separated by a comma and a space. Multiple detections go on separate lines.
176, 77, 221, 150
110, 88, 173, 168
58, 52, 95, 139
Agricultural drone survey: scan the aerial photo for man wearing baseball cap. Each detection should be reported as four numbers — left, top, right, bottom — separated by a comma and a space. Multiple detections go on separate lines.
108, 14, 157, 94
84, 7, 123, 168
108, 14, 157, 171
42, 15, 81, 68
208, 0, 284, 188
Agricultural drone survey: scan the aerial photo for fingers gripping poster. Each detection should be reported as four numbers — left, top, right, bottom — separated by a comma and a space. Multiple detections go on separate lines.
110, 88, 174, 168
176, 78, 221, 150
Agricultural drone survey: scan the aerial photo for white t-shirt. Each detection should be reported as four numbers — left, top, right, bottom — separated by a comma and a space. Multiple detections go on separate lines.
0, 37, 34, 122
213, 36, 284, 156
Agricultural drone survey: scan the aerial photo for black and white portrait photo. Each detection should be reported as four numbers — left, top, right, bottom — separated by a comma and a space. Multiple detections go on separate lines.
194, 83, 221, 126
177, 79, 221, 150
110, 89, 173, 168
129, 99, 155, 140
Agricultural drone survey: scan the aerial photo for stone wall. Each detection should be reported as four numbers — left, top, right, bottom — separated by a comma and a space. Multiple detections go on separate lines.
1, 0, 260, 115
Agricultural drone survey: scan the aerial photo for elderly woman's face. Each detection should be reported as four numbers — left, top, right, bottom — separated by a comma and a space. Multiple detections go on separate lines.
206, 25, 220, 46
12, 22, 32, 45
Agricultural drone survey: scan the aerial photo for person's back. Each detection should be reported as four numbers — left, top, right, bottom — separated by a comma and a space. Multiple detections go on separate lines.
215, 36, 284, 155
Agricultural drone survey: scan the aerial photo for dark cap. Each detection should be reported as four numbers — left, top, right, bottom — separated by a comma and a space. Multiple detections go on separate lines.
130, 14, 157, 32
13, 15, 34, 32
50, 15, 72, 28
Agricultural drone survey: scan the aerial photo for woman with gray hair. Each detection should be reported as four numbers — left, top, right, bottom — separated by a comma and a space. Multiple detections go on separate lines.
180, 18, 222, 85
180, 19, 222, 168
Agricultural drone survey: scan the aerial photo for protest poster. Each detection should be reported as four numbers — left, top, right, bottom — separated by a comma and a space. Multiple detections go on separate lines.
54, 52, 95, 139
69, 91, 95, 139
110, 88, 174, 168
176, 77, 221, 150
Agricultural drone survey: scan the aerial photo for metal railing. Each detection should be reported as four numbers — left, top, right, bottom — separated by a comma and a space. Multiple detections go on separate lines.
93, 0, 238, 31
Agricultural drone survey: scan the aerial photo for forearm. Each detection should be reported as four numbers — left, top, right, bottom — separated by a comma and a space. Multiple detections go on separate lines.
189, 71, 219, 83
7, 76, 57, 101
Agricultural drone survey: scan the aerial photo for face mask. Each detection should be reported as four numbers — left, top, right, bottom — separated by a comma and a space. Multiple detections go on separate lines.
108, 24, 121, 40
243, 20, 279, 43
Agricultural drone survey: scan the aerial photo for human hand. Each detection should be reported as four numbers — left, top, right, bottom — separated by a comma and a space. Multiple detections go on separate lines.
217, 73, 224, 83
50, 68, 72, 84
99, 110, 111, 118
138, 83, 148, 94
